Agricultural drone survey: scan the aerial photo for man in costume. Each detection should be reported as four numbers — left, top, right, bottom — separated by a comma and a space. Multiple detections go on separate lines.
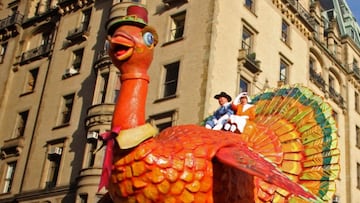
205, 92, 234, 130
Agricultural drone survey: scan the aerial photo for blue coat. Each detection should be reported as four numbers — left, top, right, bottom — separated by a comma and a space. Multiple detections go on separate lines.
206, 103, 234, 127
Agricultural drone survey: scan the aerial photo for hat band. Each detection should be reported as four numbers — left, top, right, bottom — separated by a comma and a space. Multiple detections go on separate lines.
119, 15, 146, 24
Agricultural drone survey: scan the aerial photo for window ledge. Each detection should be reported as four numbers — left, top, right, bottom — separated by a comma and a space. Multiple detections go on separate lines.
52, 123, 70, 130
62, 72, 80, 80
280, 38, 292, 49
161, 37, 184, 47
20, 91, 35, 97
154, 94, 178, 103
243, 5, 257, 17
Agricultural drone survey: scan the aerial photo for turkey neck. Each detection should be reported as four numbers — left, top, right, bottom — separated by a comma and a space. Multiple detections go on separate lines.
111, 69, 149, 130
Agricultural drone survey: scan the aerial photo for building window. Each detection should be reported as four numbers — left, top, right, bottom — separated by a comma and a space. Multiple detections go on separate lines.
163, 61, 180, 98
149, 110, 176, 132
333, 40, 339, 57
279, 59, 289, 84
0, 42, 7, 63
242, 27, 253, 55
46, 146, 63, 189
244, 0, 254, 12
332, 111, 338, 123
73, 49, 84, 72
114, 74, 121, 103
329, 75, 335, 90
98, 72, 109, 104
358, 163, 360, 189
281, 20, 290, 44
2, 162, 17, 193
309, 57, 315, 71
356, 91, 360, 113
353, 59, 359, 70
63, 49, 83, 78
35, 0, 49, 15
59, 93, 75, 125
86, 132, 98, 168
80, 194, 88, 203
328, 73, 341, 104
24, 68, 39, 93
87, 141, 97, 167
239, 77, 250, 93
13, 110, 29, 138
81, 9, 92, 31
356, 125, 360, 148
41, 31, 54, 48
168, 11, 186, 42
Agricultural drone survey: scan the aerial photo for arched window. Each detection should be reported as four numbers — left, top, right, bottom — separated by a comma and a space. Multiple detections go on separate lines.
309, 50, 325, 91
328, 69, 344, 107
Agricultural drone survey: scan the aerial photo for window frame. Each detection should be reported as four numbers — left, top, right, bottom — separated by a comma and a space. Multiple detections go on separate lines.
57, 93, 75, 126
356, 125, 360, 148
23, 68, 39, 94
356, 91, 360, 113
45, 145, 63, 189
168, 11, 186, 42
81, 9, 92, 31
357, 162, 360, 189
242, 27, 254, 55
14, 110, 29, 138
244, 0, 255, 13
0, 42, 8, 63
281, 19, 290, 45
72, 48, 84, 71
239, 77, 250, 93
279, 59, 289, 84
2, 161, 17, 193
149, 110, 177, 132
80, 193, 88, 203
85, 136, 98, 168
162, 61, 180, 98
98, 72, 109, 104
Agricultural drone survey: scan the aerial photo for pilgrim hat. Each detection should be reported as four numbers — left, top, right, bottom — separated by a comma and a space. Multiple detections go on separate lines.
214, 92, 232, 102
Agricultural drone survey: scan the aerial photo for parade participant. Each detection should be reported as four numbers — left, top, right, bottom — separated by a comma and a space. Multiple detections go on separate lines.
225, 92, 256, 133
205, 92, 234, 130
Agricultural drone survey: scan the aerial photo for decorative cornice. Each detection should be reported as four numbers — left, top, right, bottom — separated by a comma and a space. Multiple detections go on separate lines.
58, 0, 94, 15
272, 0, 313, 40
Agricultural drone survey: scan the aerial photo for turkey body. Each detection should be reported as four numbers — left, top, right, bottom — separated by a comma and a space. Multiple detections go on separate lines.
108, 124, 313, 203
108, 125, 258, 202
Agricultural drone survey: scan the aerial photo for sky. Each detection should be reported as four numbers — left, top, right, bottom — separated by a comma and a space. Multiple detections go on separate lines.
347, 0, 360, 23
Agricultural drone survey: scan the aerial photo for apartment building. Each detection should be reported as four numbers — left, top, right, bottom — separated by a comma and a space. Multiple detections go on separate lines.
0, 0, 359, 202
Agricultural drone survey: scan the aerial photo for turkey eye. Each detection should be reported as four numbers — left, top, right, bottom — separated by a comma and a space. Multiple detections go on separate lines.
143, 32, 154, 47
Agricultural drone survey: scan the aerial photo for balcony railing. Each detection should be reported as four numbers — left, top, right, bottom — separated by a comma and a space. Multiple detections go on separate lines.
58, 0, 73, 3
21, 43, 52, 63
282, 0, 316, 30
329, 86, 345, 108
353, 65, 360, 81
66, 24, 89, 42
309, 68, 326, 91
238, 48, 261, 74
0, 12, 23, 31
1, 136, 25, 159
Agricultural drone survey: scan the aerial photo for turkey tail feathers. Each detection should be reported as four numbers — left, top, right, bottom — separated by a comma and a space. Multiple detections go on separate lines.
250, 84, 340, 202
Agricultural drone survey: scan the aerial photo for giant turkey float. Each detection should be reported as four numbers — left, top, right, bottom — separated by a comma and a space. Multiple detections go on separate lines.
98, 4, 340, 203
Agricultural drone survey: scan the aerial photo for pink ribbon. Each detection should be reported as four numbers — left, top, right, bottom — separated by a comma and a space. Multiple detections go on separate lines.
98, 127, 120, 191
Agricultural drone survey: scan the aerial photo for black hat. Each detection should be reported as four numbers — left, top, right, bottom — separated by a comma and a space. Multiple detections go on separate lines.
214, 92, 232, 102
